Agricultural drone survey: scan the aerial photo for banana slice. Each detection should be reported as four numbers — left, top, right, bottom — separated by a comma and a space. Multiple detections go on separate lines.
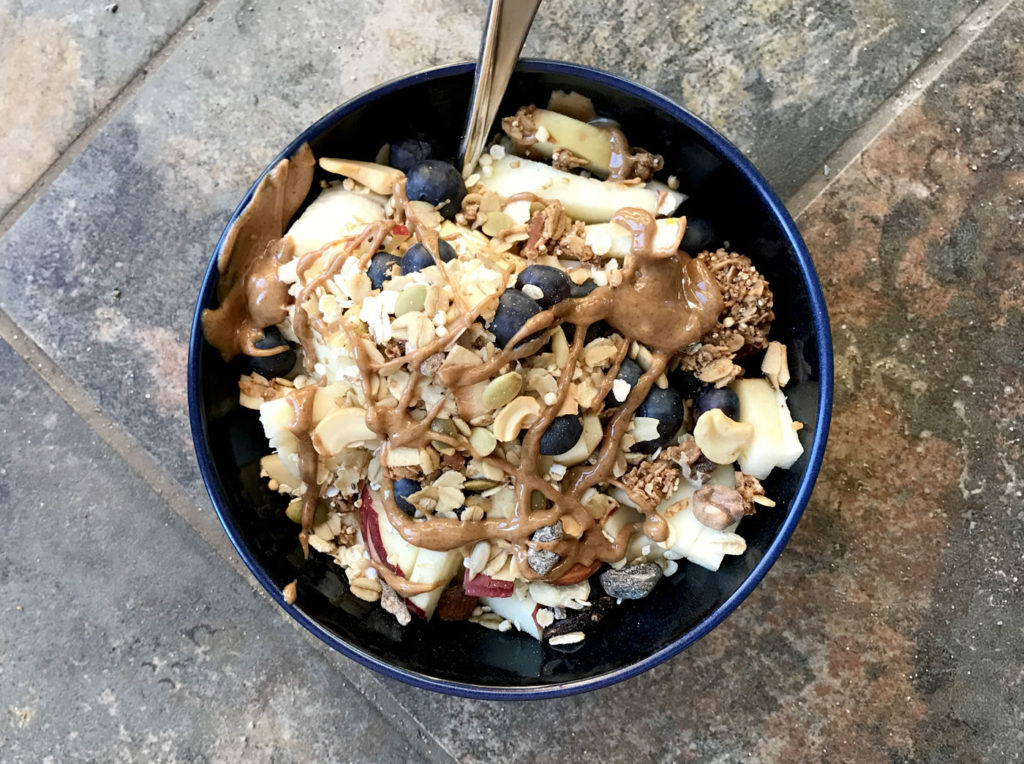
476, 155, 684, 223
524, 108, 616, 176
584, 218, 686, 259
730, 378, 804, 479
285, 185, 385, 256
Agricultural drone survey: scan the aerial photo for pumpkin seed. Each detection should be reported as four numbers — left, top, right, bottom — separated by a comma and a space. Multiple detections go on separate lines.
430, 417, 458, 451
395, 284, 428, 316
469, 427, 497, 456
464, 478, 501, 492
482, 211, 515, 237
285, 498, 329, 526
482, 371, 523, 410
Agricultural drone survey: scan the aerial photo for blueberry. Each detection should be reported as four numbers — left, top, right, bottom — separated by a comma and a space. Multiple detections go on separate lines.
605, 358, 643, 407
563, 320, 608, 346
667, 367, 702, 399
400, 240, 455, 274
634, 386, 684, 453
405, 160, 466, 220
389, 137, 433, 174
367, 251, 401, 289
680, 216, 715, 255
693, 385, 740, 422
393, 478, 421, 517
539, 415, 584, 455
488, 288, 542, 348
515, 265, 571, 308
570, 279, 599, 299
246, 326, 296, 378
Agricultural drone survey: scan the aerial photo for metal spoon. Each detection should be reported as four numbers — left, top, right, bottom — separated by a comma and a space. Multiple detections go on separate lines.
459, 0, 542, 176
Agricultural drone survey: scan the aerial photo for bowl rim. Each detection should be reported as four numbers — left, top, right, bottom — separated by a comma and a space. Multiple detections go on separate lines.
188, 58, 834, 700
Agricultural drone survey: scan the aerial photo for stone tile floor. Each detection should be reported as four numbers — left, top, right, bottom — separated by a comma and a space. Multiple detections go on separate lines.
1, 0, 1021, 760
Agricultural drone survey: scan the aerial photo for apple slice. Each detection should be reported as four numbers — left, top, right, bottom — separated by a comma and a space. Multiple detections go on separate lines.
406, 548, 464, 619
482, 591, 543, 639
730, 378, 804, 479
584, 218, 686, 259
476, 155, 684, 223
464, 569, 514, 598
285, 185, 385, 256
358, 487, 419, 577
318, 157, 404, 195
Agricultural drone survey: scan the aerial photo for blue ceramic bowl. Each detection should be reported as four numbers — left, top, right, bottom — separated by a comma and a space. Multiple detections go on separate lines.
188, 60, 832, 699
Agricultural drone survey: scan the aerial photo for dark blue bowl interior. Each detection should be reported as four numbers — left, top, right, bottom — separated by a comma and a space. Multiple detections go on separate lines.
188, 60, 832, 699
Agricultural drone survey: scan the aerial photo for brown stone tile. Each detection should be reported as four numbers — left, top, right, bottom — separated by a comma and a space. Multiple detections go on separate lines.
0, 0, 203, 215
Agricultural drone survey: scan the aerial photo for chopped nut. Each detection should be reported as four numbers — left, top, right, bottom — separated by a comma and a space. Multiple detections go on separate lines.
492, 395, 541, 442
692, 484, 745, 530
761, 341, 790, 389
548, 631, 586, 646
706, 532, 747, 556
697, 357, 743, 388
693, 408, 754, 465
350, 575, 382, 602
735, 471, 775, 514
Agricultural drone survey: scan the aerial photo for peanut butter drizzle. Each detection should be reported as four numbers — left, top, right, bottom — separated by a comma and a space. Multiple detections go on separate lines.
202, 144, 316, 360
285, 386, 320, 558
606, 128, 664, 182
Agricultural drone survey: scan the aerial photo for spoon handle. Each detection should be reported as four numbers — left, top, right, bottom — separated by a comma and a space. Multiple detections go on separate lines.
460, 0, 542, 175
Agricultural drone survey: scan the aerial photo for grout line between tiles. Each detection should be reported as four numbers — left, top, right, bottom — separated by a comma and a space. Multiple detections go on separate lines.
0, 0, 221, 240
0, 309, 460, 762
786, 0, 1017, 218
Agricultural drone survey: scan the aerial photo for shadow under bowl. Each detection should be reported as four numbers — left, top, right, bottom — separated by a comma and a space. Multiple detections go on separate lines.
188, 59, 833, 700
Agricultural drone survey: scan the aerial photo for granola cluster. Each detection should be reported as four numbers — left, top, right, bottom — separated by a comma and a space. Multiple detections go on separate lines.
679, 249, 775, 386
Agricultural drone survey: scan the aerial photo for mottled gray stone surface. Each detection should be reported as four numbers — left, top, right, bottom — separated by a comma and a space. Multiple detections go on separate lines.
0, 339, 426, 763
0, 0, 203, 214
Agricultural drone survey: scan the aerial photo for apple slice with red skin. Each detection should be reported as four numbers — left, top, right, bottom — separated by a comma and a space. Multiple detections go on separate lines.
359, 486, 392, 571
358, 486, 459, 619
463, 569, 514, 598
